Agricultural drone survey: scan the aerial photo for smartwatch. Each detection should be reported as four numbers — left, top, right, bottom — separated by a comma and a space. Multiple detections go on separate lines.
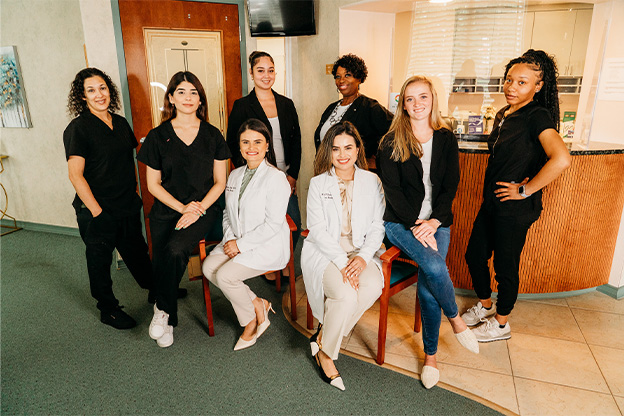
518, 184, 530, 198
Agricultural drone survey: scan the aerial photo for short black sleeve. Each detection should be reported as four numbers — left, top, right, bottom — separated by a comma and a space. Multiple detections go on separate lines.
137, 128, 163, 171
64, 119, 90, 160
529, 106, 556, 141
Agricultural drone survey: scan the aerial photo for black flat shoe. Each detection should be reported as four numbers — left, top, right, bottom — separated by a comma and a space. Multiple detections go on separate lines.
100, 306, 136, 330
313, 351, 345, 391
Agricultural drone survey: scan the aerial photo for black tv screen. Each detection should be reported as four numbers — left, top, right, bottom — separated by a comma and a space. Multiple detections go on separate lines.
248, 0, 316, 37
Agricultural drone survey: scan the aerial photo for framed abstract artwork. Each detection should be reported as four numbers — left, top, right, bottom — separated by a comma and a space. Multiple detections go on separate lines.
1, 46, 32, 128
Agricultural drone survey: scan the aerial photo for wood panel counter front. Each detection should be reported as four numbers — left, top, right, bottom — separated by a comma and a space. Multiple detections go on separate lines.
448, 142, 624, 294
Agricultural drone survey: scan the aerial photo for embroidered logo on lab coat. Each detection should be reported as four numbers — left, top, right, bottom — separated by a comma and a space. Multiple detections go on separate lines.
321, 192, 333, 200
226, 185, 237, 193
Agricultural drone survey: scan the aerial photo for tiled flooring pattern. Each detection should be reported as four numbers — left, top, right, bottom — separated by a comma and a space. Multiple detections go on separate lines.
289, 278, 624, 416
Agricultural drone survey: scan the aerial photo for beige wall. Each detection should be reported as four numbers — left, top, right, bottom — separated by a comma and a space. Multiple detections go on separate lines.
1, 0, 86, 228
339, 9, 394, 108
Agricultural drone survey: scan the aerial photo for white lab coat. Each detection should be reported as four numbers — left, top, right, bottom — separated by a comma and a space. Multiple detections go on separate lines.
211, 159, 291, 271
302, 166, 386, 321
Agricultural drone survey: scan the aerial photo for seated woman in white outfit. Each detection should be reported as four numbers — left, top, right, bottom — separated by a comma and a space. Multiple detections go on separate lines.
202, 119, 291, 351
302, 121, 385, 391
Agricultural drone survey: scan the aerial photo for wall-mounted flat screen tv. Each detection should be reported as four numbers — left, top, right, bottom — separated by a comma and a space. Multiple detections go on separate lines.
248, 0, 316, 37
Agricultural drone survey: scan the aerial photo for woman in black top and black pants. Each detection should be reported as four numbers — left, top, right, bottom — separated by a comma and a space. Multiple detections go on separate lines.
137, 71, 230, 348
314, 54, 393, 169
64, 68, 153, 330
462, 50, 571, 342
227, 51, 302, 244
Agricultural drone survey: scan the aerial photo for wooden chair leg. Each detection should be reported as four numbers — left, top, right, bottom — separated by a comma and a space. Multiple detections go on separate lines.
306, 299, 314, 330
377, 288, 391, 365
275, 271, 282, 293
202, 276, 215, 337
414, 292, 421, 333
289, 276, 297, 322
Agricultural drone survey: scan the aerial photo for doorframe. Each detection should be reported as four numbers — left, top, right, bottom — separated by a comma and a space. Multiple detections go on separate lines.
110, 0, 248, 127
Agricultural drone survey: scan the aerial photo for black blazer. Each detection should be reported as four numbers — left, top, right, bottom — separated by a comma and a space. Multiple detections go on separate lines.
377, 129, 459, 229
226, 89, 302, 179
313, 95, 393, 158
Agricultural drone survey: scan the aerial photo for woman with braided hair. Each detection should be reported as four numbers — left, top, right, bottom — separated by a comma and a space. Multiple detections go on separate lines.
461, 50, 571, 342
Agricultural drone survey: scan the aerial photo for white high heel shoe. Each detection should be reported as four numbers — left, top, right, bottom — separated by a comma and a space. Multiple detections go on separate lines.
421, 365, 440, 389
234, 333, 257, 351
256, 299, 275, 339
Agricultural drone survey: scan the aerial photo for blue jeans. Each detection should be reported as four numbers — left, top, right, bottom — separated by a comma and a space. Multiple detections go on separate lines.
384, 222, 459, 356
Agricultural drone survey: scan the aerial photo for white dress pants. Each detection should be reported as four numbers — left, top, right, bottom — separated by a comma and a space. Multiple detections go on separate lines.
321, 257, 382, 360
202, 252, 268, 327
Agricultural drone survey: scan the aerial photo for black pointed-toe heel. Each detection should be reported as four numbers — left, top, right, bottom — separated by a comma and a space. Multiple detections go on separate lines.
313, 351, 345, 391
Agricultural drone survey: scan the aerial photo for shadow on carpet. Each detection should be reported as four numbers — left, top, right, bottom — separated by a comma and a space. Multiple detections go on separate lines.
1, 230, 503, 415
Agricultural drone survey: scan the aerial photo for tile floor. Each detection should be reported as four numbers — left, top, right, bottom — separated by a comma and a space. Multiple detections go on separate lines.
287, 278, 624, 416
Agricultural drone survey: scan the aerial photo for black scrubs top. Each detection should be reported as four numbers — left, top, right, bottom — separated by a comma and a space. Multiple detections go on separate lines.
63, 112, 142, 218
483, 101, 556, 216
137, 120, 231, 220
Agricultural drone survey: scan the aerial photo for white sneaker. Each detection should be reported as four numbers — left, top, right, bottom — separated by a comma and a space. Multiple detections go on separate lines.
149, 304, 169, 340
157, 325, 174, 348
472, 317, 511, 343
461, 301, 496, 326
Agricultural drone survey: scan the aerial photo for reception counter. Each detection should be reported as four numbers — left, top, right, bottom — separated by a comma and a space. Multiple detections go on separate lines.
448, 141, 624, 294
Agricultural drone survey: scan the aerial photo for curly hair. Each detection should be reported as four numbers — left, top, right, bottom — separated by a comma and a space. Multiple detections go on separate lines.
67, 68, 121, 118
314, 121, 368, 176
331, 53, 368, 83
160, 71, 208, 124
504, 49, 560, 131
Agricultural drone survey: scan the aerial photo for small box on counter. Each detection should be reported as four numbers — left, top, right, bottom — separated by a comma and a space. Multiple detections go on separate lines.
562, 111, 576, 139
468, 115, 484, 134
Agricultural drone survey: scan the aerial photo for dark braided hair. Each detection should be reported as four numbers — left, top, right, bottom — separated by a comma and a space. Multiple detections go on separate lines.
332, 54, 368, 83
504, 49, 560, 131
67, 68, 121, 118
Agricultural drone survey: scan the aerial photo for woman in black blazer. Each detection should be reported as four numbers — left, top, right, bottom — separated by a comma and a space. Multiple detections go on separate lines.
314, 54, 393, 169
377, 76, 478, 389
226, 51, 302, 244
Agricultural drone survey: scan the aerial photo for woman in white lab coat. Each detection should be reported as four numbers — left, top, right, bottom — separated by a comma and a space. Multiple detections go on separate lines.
302, 121, 385, 391
202, 118, 291, 351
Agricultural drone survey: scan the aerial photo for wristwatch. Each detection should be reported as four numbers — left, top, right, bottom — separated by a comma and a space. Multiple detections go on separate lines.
518, 184, 530, 198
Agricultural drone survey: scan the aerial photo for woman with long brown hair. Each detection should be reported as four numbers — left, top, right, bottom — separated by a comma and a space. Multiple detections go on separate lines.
377, 76, 479, 389
302, 121, 385, 391
137, 71, 230, 348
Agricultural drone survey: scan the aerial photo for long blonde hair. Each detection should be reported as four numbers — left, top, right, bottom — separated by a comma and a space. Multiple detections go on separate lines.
379, 76, 449, 162
314, 121, 368, 176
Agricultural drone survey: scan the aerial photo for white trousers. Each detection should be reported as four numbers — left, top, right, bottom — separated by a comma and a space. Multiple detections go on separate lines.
321, 258, 383, 360
202, 252, 267, 327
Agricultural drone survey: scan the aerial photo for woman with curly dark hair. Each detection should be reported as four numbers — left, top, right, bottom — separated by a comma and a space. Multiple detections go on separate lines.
63, 68, 153, 330
461, 50, 571, 342
314, 53, 393, 169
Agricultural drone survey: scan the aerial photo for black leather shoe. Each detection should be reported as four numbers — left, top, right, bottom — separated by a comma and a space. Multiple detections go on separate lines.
148, 288, 188, 304
314, 351, 345, 391
100, 306, 136, 330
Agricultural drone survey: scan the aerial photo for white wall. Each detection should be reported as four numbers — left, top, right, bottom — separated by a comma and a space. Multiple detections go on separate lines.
339, 10, 395, 108
1, 0, 86, 228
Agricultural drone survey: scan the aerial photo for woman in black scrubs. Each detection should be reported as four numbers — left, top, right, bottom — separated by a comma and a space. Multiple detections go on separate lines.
64, 67, 153, 329
138, 71, 230, 348
227, 51, 302, 246
462, 50, 571, 342
314, 53, 393, 169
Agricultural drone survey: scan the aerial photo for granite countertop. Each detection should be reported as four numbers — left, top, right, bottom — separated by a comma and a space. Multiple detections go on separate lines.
458, 141, 624, 155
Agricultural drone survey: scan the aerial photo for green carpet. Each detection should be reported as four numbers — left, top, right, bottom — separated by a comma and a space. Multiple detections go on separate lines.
1, 230, 503, 415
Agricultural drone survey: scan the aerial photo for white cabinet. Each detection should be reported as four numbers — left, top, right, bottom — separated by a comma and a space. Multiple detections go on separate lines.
524, 9, 592, 76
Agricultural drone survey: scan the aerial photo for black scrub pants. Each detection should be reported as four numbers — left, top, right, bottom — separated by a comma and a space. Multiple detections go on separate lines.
149, 204, 221, 327
76, 208, 153, 312
464, 207, 540, 316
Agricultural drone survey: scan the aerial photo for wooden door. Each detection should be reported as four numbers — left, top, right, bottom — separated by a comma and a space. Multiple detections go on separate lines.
118, 0, 242, 248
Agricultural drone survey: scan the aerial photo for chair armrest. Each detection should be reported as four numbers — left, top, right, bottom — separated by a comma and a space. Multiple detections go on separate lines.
286, 214, 297, 232
199, 239, 207, 262
380, 246, 402, 263
300, 229, 309, 238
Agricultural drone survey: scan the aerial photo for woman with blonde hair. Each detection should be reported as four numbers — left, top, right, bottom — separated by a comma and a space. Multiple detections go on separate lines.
302, 121, 385, 391
377, 76, 478, 389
